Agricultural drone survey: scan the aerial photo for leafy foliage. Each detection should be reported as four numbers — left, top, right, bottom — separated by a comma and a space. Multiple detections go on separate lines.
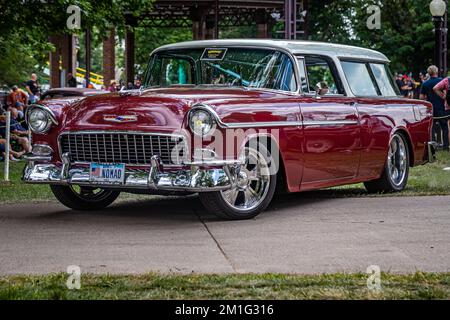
134, 27, 193, 75
308, 0, 437, 75
0, 0, 155, 85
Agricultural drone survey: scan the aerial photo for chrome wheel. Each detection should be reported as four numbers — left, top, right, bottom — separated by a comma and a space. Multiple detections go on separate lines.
220, 147, 271, 212
387, 134, 408, 187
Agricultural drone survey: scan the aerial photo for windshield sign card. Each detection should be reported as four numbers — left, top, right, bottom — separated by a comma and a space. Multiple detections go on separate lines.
201, 48, 228, 61
90, 163, 125, 185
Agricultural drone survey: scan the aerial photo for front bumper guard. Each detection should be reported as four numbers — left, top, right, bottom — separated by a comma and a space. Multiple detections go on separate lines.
23, 153, 240, 192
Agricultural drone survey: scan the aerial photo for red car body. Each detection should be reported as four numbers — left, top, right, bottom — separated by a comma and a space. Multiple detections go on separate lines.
23, 40, 435, 219
30, 87, 432, 192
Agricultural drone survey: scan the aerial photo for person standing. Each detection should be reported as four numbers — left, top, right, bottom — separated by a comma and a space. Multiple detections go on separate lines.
421, 65, 448, 151
25, 73, 39, 103
401, 75, 414, 98
395, 73, 403, 91
107, 80, 117, 92
67, 73, 77, 87
7, 86, 28, 110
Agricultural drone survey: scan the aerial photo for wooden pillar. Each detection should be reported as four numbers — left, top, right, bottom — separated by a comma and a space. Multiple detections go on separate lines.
214, 0, 219, 39
61, 34, 77, 86
284, 0, 297, 39
103, 28, 116, 87
191, 8, 206, 40
49, 35, 62, 88
256, 9, 269, 38
205, 16, 215, 39
85, 29, 92, 87
125, 28, 135, 84
303, 0, 309, 39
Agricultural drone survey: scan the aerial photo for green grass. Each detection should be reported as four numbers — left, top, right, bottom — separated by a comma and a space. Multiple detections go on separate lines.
1, 152, 449, 203
0, 272, 449, 300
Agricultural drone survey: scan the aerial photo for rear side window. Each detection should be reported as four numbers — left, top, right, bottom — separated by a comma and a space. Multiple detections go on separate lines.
341, 61, 378, 96
370, 63, 399, 96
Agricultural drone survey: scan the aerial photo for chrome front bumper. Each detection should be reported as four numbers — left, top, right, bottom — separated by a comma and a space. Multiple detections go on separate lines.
23, 154, 240, 192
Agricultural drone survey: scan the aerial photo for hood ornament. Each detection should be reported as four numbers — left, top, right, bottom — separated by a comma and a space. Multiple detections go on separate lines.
103, 115, 138, 123
119, 86, 144, 97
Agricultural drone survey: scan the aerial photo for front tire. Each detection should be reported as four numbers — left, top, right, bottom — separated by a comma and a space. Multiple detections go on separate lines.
364, 133, 410, 193
50, 185, 120, 210
199, 143, 277, 220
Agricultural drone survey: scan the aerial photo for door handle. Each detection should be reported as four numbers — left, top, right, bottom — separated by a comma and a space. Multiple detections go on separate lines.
345, 101, 356, 106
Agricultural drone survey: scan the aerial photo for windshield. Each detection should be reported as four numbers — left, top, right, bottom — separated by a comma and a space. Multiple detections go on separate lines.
143, 48, 297, 92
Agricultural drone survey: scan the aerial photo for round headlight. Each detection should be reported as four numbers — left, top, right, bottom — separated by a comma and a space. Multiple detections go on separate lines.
28, 108, 51, 133
189, 109, 215, 136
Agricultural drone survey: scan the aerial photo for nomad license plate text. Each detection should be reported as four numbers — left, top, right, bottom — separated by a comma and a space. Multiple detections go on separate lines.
89, 163, 125, 185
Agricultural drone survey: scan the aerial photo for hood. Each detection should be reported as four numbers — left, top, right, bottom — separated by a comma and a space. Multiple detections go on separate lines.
58, 87, 289, 133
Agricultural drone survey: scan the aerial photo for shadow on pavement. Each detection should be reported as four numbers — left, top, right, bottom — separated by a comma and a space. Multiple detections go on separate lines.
22, 188, 363, 224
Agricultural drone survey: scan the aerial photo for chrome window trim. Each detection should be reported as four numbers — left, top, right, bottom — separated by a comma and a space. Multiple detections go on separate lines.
57, 131, 189, 167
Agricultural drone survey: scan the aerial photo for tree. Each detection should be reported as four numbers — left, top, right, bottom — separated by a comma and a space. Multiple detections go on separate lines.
0, 0, 155, 85
134, 27, 193, 76
306, 0, 436, 75
351, 0, 435, 75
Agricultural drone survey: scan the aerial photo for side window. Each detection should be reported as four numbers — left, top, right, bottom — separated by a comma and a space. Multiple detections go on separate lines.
370, 63, 399, 96
341, 61, 378, 96
303, 56, 341, 95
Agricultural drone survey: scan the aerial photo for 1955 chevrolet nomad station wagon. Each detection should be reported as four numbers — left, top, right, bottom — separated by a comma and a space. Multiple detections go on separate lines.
23, 40, 436, 220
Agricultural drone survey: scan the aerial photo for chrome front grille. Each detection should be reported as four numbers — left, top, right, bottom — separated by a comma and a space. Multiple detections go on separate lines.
59, 132, 186, 165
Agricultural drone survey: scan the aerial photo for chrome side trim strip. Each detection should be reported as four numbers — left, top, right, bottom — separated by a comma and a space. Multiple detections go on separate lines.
189, 104, 359, 129
189, 104, 302, 129
223, 121, 303, 128
303, 120, 359, 126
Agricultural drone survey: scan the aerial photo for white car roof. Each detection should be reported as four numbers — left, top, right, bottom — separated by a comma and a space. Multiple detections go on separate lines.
155, 39, 390, 63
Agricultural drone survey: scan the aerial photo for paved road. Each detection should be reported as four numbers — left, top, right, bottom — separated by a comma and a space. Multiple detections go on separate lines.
0, 194, 449, 275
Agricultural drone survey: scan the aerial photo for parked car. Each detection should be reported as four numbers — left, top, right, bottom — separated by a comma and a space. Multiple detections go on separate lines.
23, 40, 435, 220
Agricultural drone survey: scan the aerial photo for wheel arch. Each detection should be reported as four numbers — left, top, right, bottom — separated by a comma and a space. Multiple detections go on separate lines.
242, 133, 288, 194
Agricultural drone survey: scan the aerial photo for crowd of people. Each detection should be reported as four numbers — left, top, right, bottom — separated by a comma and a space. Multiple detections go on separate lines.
418, 65, 450, 151
0, 72, 144, 162
0, 73, 37, 162
104, 78, 142, 92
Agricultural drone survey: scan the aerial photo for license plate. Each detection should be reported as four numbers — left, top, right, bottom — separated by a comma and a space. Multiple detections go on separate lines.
89, 163, 125, 185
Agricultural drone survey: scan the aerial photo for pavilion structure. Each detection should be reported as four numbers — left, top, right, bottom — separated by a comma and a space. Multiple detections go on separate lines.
49, 0, 308, 88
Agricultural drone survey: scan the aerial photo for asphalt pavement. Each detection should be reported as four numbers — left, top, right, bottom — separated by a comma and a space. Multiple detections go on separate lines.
0, 194, 449, 275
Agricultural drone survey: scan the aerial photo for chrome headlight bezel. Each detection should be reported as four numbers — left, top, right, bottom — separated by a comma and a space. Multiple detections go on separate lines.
188, 108, 216, 136
26, 105, 58, 134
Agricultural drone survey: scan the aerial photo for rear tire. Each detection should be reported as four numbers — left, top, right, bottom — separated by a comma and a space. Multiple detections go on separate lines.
50, 185, 120, 210
199, 143, 277, 220
364, 133, 410, 193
